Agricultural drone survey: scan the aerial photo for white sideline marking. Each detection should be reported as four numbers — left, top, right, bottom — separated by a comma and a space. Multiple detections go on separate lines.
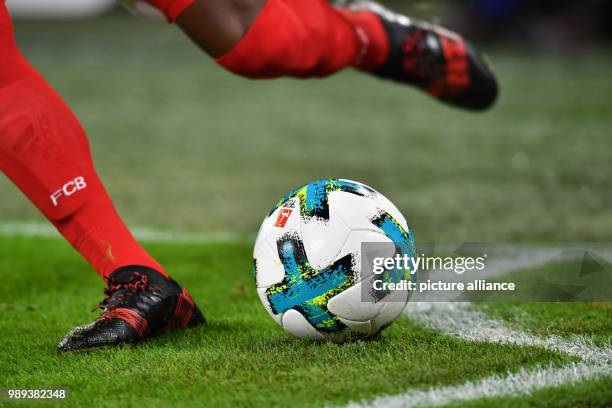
344, 361, 610, 408
405, 302, 610, 362
0, 221, 251, 244
341, 303, 611, 408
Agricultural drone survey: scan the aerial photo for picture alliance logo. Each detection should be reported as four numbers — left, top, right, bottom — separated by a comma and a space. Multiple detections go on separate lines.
372, 253, 488, 276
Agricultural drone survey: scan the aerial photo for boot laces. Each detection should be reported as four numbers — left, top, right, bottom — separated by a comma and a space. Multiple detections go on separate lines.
95, 272, 150, 313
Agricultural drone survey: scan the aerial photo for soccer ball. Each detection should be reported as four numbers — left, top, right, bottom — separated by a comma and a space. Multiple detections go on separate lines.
253, 179, 416, 343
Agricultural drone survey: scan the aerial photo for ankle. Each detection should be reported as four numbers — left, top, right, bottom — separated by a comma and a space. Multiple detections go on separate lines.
338, 9, 389, 70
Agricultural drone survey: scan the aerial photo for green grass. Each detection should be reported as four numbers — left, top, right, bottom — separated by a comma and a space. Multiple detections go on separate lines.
0, 235, 580, 407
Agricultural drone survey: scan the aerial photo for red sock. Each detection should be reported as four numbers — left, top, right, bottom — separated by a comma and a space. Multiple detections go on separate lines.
0, 3, 166, 280
216, 0, 389, 78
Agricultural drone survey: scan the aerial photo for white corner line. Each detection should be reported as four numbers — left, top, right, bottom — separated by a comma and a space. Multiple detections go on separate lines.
339, 302, 611, 408
405, 302, 610, 362
342, 361, 610, 408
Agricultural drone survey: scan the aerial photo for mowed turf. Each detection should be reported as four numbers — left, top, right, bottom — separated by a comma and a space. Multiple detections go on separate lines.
0, 235, 589, 408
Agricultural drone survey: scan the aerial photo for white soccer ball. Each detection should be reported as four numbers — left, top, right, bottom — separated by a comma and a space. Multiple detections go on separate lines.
253, 179, 416, 343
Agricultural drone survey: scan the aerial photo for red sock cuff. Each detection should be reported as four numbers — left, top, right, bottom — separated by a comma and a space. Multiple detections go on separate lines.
215, 0, 282, 78
336, 9, 390, 70
216, 0, 362, 78
145, 0, 194, 22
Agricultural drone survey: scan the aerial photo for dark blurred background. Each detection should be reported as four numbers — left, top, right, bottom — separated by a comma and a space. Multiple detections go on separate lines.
2, 1, 611, 242
389, 0, 612, 47
7, 0, 612, 47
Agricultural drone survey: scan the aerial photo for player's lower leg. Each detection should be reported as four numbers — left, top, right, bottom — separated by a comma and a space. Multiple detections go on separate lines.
0, 3, 204, 351
146, 0, 498, 110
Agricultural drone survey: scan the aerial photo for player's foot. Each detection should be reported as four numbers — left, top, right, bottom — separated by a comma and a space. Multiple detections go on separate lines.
340, 0, 498, 110
58, 266, 205, 352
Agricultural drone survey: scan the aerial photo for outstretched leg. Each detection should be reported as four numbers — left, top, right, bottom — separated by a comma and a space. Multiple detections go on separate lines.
0, 7, 161, 279
0, 3, 204, 352
145, 0, 498, 110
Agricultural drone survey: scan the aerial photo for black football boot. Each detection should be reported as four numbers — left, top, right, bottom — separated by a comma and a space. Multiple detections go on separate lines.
338, 0, 498, 110
58, 265, 205, 352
